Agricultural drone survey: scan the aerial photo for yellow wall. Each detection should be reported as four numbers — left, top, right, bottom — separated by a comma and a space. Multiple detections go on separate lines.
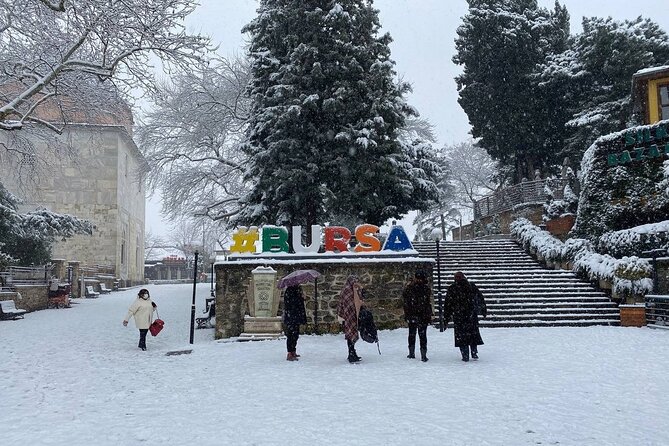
648, 76, 669, 123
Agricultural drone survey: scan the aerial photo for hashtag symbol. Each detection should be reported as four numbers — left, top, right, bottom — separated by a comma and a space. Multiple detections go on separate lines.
230, 227, 259, 254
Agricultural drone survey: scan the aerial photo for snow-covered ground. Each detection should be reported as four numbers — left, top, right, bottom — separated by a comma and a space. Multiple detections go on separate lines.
1, 284, 667, 446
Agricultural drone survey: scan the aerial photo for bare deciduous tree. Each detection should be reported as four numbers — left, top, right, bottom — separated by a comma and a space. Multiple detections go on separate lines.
138, 55, 250, 223
445, 140, 499, 209
0, 0, 209, 133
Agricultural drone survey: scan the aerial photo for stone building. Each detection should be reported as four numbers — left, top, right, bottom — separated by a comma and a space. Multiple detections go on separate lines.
0, 104, 147, 285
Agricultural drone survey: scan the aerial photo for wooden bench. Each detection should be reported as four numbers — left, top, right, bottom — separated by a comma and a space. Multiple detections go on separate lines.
0, 300, 27, 320
99, 283, 111, 294
85, 285, 100, 298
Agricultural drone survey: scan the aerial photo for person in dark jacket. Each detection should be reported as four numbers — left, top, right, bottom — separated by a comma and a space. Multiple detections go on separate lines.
402, 269, 433, 362
283, 284, 307, 361
444, 271, 486, 361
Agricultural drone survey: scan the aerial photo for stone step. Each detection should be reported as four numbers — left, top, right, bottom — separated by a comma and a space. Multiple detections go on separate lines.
487, 307, 619, 315
414, 239, 618, 328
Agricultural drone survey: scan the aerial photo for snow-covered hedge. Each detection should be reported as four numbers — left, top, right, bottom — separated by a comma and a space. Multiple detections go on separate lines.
575, 120, 669, 241
598, 220, 669, 257
510, 218, 653, 296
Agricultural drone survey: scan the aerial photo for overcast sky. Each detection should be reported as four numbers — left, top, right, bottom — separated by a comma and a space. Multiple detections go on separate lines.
146, 0, 669, 238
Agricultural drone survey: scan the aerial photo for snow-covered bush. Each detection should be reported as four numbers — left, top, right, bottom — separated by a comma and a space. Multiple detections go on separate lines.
510, 218, 564, 262
0, 182, 93, 266
543, 178, 578, 222
0, 243, 17, 270
575, 120, 669, 241
598, 220, 669, 257
511, 218, 653, 297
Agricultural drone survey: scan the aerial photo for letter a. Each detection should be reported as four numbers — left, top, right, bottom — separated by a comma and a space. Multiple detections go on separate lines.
383, 226, 413, 251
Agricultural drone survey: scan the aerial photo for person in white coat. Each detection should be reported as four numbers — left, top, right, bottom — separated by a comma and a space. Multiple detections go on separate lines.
123, 288, 157, 351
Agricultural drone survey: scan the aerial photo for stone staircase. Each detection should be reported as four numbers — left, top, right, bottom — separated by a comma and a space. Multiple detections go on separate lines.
413, 239, 620, 327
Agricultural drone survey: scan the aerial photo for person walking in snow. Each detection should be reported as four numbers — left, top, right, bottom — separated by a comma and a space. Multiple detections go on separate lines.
444, 272, 486, 361
402, 269, 433, 362
122, 288, 157, 351
337, 275, 364, 363
283, 284, 307, 361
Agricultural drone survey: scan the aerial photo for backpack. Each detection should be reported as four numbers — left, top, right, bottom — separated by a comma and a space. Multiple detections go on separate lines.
358, 307, 381, 354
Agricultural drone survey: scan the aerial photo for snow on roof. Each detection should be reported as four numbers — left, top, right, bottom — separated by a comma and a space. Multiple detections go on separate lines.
633, 65, 669, 77
145, 246, 185, 262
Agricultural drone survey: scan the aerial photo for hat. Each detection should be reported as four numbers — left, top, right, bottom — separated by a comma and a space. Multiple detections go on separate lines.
454, 271, 466, 281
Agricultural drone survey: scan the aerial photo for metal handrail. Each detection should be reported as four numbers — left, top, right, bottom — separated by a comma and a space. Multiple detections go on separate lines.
473, 178, 569, 219
646, 295, 669, 327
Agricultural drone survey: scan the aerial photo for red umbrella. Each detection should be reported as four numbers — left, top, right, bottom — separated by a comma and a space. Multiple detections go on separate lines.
277, 269, 322, 289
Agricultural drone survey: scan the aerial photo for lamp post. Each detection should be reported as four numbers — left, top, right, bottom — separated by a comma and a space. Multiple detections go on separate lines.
432, 231, 444, 332
210, 261, 215, 298
189, 251, 199, 345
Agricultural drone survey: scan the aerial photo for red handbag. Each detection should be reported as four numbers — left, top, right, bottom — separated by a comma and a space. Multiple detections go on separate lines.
149, 308, 164, 336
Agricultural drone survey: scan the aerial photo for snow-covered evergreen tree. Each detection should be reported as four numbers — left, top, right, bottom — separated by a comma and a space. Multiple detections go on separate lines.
0, 182, 92, 266
539, 16, 669, 161
236, 0, 440, 230
454, 0, 570, 183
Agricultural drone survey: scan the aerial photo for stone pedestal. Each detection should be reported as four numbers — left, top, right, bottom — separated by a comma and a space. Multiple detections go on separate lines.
238, 315, 284, 341
239, 266, 283, 341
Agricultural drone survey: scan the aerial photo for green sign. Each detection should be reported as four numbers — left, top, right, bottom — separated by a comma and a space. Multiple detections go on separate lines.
607, 122, 669, 166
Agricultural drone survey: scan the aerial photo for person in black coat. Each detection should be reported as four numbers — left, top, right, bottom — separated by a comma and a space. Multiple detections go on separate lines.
444, 271, 486, 361
283, 284, 307, 361
402, 269, 433, 362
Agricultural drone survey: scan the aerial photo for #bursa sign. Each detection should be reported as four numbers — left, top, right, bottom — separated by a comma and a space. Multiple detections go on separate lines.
229, 224, 413, 255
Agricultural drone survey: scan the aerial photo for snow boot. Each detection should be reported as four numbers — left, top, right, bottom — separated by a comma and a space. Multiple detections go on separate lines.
420, 348, 428, 362
471, 345, 478, 360
407, 344, 415, 359
460, 346, 469, 362
286, 352, 298, 361
347, 340, 361, 363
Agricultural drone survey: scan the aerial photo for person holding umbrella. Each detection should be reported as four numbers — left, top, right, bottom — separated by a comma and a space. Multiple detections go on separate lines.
277, 269, 322, 361
283, 284, 307, 361
337, 275, 364, 363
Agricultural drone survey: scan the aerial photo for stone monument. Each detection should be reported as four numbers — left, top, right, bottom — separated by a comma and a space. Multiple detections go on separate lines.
239, 266, 283, 341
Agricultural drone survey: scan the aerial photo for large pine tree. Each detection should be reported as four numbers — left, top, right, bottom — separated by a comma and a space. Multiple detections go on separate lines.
235, 0, 439, 230
454, 0, 570, 183
539, 16, 669, 161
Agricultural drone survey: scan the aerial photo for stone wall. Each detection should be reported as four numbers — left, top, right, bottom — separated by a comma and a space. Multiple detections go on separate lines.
0, 285, 48, 312
0, 125, 146, 284
215, 257, 434, 339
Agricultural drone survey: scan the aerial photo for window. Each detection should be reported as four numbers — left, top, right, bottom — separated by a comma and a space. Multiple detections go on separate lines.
660, 84, 669, 121
121, 229, 127, 265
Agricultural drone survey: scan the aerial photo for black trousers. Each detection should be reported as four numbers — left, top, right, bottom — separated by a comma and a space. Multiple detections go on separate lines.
408, 321, 428, 350
460, 344, 478, 359
285, 324, 300, 353
138, 329, 148, 349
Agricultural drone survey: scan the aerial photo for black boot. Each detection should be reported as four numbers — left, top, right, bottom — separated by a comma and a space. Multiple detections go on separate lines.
407, 344, 415, 359
347, 339, 361, 363
460, 346, 469, 362
420, 348, 428, 362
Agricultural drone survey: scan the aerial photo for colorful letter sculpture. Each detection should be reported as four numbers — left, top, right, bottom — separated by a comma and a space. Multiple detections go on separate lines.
262, 226, 289, 253
229, 227, 259, 254
229, 224, 413, 255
